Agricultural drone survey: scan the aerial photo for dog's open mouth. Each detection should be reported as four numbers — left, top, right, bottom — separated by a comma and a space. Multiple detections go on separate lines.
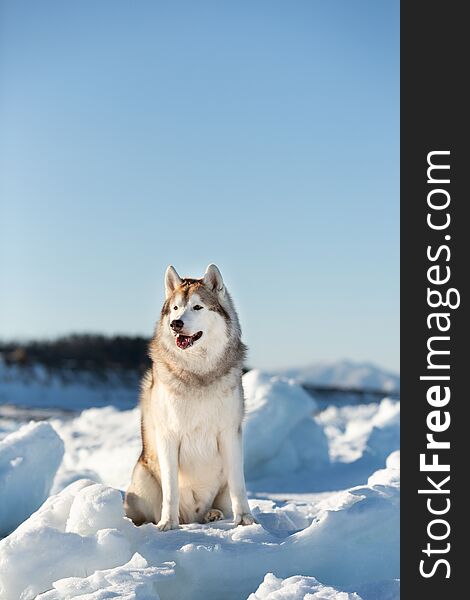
175, 331, 203, 350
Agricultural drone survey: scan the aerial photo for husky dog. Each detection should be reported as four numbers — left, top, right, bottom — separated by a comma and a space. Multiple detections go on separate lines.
124, 264, 254, 530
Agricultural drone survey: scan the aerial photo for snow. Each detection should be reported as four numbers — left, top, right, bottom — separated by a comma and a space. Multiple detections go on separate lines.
317, 399, 400, 463
0, 421, 64, 536
36, 553, 175, 600
0, 480, 137, 599
276, 360, 399, 393
249, 574, 400, 600
50, 406, 141, 492
248, 573, 361, 599
0, 456, 399, 600
0, 370, 400, 600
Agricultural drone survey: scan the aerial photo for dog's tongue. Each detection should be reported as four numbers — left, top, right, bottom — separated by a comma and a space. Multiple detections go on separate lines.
176, 334, 192, 350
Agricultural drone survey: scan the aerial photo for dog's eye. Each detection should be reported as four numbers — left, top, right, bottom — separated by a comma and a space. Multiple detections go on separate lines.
173, 306, 178, 311
193, 305, 203, 311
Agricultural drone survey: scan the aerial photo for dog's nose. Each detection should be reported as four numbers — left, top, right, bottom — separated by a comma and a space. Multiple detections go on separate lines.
170, 319, 184, 332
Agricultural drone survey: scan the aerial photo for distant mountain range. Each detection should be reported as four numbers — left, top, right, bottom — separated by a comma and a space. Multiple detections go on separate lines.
274, 360, 400, 392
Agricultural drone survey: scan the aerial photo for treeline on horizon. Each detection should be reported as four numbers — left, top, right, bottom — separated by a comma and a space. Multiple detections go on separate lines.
0, 334, 152, 374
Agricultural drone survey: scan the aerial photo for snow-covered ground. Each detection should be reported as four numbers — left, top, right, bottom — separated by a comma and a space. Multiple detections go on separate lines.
0, 369, 400, 599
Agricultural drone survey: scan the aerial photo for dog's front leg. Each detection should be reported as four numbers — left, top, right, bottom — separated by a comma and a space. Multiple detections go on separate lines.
156, 434, 180, 531
219, 428, 255, 526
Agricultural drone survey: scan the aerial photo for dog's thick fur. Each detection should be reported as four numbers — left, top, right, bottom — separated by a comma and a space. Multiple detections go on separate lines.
124, 264, 254, 530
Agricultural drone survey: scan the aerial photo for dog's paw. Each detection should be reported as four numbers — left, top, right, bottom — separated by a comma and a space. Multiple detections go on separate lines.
234, 512, 256, 526
156, 518, 180, 531
203, 508, 225, 523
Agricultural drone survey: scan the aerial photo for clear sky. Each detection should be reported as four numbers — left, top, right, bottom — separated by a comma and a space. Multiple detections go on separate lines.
0, 1, 399, 372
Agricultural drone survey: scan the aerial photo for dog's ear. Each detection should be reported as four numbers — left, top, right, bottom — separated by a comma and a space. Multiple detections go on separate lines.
203, 264, 225, 296
165, 265, 182, 298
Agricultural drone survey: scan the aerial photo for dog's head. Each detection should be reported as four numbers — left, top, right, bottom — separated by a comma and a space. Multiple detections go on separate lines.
157, 265, 239, 367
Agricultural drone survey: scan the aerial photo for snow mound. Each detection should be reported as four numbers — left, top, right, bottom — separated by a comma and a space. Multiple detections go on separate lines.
367, 451, 400, 488
0, 480, 172, 600
288, 455, 400, 588
35, 553, 175, 600
249, 573, 400, 600
243, 370, 329, 480
0, 454, 399, 600
248, 572, 361, 599
317, 398, 400, 464
0, 421, 64, 536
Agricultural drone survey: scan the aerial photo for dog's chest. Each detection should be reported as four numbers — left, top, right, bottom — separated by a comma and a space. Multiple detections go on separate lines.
151, 382, 240, 479
151, 381, 242, 435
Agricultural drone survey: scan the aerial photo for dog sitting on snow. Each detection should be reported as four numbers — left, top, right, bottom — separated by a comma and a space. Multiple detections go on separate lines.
124, 264, 254, 530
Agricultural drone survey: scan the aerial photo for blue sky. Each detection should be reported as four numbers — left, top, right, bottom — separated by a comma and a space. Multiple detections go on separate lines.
0, 1, 399, 371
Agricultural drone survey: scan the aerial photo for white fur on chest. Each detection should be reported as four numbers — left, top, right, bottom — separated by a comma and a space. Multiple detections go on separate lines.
151, 378, 242, 479
151, 377, 242, 435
